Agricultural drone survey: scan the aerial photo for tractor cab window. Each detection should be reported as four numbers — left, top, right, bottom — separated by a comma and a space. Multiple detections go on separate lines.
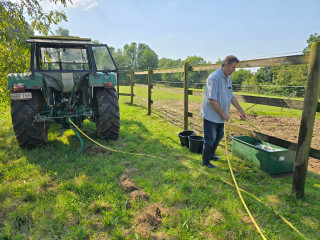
39, 47, 89, 71
92, 45, 116, 72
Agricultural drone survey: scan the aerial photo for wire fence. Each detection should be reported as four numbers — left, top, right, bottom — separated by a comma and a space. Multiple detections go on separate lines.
142, 81, 307, 98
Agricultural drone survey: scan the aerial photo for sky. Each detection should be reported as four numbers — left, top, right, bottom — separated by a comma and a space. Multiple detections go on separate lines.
43, 0, 320, 64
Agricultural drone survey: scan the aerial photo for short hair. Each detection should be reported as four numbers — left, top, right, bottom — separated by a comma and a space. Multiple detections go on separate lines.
221, 55, 239, 67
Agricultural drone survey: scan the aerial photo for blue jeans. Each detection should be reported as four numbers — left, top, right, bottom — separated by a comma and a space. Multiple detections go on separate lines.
202, 119, 224, 164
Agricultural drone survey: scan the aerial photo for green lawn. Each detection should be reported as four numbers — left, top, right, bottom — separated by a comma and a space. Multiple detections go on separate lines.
0, 97, 319, 239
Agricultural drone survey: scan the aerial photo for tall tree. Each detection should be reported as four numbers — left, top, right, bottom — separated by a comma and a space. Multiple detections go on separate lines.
55, 27, 70, 36
185, 56, 207, 89
123, 42, 137, 69
231, 69, 253, 85
158, 58, 171, 69
137, 44, 158, 70
113, 48, 130, 85
241, 67, 278, 94
231, 69, 254, 92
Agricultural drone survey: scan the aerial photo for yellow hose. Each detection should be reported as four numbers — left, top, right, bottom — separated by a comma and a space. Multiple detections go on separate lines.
68, 118, 165, 160
224, 126, 268, 240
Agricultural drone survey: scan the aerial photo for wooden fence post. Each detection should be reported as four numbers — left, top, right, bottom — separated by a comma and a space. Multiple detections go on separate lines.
184, 62, 189, 130
293, 42, 320, 198
130, 69, 134, 105
148, 67, 152, 115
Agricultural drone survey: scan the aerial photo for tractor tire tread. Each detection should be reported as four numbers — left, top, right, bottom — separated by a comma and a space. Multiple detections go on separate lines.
95, 88, 120, 139
11, 91, 49, 148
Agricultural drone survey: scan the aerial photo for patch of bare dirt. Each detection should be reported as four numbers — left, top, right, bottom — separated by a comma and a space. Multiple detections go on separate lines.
130, 190, 150, 201
120, 169, 149, 201
134, 203, 171, 240
204, 208, 224, 226
119, 169, 172, 239
120, 177, 139, 192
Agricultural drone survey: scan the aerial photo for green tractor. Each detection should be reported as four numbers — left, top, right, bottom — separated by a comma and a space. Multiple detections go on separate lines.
7, 36, 120, 148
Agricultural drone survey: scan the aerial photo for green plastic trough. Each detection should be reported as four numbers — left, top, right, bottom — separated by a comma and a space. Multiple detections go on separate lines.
232, 136, 296, 175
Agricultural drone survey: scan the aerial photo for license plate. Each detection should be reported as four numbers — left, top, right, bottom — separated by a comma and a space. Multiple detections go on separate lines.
10, 92, 32, 100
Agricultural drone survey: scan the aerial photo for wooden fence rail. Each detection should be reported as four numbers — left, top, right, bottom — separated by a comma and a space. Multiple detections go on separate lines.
117, 50, 320, 198
189, 91, 320, 112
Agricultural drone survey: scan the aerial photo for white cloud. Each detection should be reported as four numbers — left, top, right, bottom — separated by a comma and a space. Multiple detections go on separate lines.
82, 2, 98, 11
71, 0, 98, 10
40, 0, 99, 11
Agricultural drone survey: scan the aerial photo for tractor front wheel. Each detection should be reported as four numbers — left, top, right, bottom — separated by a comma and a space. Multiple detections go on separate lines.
11, 91, 49, 148
95, 88, 120, 139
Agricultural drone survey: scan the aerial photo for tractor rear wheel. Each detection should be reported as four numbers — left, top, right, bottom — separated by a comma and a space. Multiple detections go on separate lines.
95, 88, 120, 139
11, 91, 49, 148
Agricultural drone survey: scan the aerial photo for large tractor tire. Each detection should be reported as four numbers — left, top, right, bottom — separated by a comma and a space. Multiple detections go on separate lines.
95, 88, 120, 139
11, 91, 49, 148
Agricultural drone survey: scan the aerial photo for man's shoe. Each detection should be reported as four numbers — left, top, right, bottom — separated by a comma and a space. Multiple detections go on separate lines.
211, 155, 221, 161
207, 162, 217, 168
201, 162, 217, 169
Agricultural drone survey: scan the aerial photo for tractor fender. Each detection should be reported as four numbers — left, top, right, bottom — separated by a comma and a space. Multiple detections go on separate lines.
88, 72, 117, 88
7, 73, 43, 91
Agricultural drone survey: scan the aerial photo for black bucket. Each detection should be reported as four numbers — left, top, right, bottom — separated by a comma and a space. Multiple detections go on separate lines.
188, 135, 204, 153
178, 130, 195, 148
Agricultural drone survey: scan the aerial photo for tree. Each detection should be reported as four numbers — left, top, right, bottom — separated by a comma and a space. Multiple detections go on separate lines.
185, 56, 208, 89
274, 65, 308, 96
231, 69, 253, 92
158, 58, 171, 69
0, 0, 71, 103
55, 27, 70, 36
136, 44, 158, 70
241, 67, 278, 95
123, 42, 137, 69
113, 48, 130, 85
161, 59, 184, 87
303, 33, 320, 55
215, 58, 222, 64
231, 69, 253, 85
121, 43, 159, 83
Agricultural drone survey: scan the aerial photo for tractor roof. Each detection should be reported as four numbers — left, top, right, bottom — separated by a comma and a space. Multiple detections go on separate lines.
26, 36, 93, 46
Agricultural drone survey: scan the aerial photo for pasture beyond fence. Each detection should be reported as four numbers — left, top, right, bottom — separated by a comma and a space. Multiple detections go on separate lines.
117, 42, 320, 199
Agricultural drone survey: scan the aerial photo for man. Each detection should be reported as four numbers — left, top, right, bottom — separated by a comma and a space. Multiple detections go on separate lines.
200, 55, 246, 168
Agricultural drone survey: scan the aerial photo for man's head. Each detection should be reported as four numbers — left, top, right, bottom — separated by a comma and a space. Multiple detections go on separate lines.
221, 55, 239, 76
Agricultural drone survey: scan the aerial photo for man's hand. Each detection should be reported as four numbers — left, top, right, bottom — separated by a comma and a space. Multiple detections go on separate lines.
223, 113, 230, 122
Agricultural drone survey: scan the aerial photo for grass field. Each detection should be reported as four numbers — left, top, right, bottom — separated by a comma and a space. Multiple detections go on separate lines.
1, 93, 320, 239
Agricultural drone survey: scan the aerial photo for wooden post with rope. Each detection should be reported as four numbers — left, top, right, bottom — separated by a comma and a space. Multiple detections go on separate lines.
184, 62, 189, 130
147, 67, 152, 115
293, 42, 320, 198
130, 69, 134, 105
